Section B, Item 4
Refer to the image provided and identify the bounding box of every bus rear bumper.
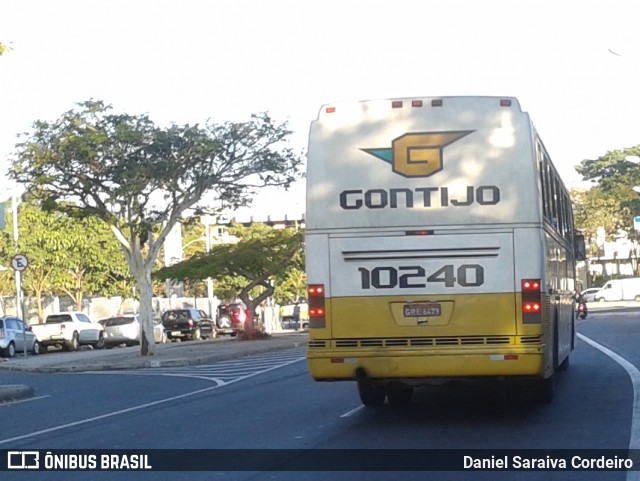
[307,347,546,382]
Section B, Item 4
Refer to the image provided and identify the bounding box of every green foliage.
[0,42,11,56]
[10,101,303,229]
[0,201,134,319]
[571,187,630,250]
[156,223,305,311]
[574,145,640,241]
[273,267,306,305]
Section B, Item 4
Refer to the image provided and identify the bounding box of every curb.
[0,338,307,373]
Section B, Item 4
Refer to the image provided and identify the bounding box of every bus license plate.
[403,303,441,317]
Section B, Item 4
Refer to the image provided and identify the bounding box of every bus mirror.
[574,234,586,261]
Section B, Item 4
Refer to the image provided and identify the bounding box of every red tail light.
[308,284,326,328]
[521,279,542,324]
[188,319,194,327]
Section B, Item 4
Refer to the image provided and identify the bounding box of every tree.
[55,214,129,311]
[156,224,304,337]
[571,187,630,255]
[0,203,77,321]
[0,202,128,321]
[273,266,307,305]
[0,42,11,56]
[575,145,640,239]
[9,101,303,354]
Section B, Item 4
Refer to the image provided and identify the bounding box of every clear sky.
[1,0,639,220]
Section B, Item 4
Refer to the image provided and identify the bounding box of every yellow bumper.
[307,346,545,381]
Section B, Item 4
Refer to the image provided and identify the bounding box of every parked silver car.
[0,316,41,357]
[581,288,602,303]
[99,314,167,347]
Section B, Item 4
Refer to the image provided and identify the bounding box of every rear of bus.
[305,96,560,405]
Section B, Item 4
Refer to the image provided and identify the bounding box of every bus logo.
[361,130,474,178]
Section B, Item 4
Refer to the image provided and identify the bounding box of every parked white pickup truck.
[31,312,105,351]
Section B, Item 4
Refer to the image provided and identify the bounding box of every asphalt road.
[0,305,639,481]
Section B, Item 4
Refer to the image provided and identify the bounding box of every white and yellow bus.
[305,96,585,406]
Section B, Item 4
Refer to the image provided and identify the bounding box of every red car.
[216,303,256,335]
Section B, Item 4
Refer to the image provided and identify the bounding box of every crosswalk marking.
[83,348,306,386]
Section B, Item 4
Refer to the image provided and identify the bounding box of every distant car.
[0,316,41,358]
[280,316,309,331]
[99,315,167,347]
[161,308,216,341]
[581,288,602,303]
[216,303,255,335]
[31,311,104,351]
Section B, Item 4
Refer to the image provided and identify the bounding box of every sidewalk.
[0,332,308,402]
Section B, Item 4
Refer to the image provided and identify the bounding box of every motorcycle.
[576,302,588,319]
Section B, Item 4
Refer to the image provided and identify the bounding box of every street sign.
[11,254,28,271]
[635,216,640,232]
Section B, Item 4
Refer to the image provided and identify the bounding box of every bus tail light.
[521,279,542,324]
[308,284,326,328]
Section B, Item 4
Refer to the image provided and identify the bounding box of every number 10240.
[357,264,484,289]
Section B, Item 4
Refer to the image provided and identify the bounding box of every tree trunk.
[137,268,156,356]
[35,289,43,323]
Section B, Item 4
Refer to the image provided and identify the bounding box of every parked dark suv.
[215,303,254,335]
[161,308,216,341]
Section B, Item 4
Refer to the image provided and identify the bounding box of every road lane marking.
[81,350,305,384]
[0,395,50,406]
[0,355,303,446]
[578,333,640,481]
[340,405,365,418]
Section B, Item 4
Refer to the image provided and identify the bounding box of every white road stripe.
[578,333,640,481]
[0,395,51,406]
[340,405,365,418]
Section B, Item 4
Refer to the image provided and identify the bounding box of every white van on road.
[596,278,640,302]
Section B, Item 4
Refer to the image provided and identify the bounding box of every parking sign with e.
[11,254,28,271]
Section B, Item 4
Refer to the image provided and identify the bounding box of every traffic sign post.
[11,254,28,358]
[11,254,28,272]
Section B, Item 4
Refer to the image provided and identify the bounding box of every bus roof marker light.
[411,100,423,107]
[406,230,434,236]
[391,101,403,108]
[431,99,443,107]
[325,106,336,113]
[500,99,512,107]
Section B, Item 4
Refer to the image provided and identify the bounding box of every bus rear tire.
[357,380,386,407]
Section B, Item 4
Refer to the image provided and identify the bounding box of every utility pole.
[12,194,22,320]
